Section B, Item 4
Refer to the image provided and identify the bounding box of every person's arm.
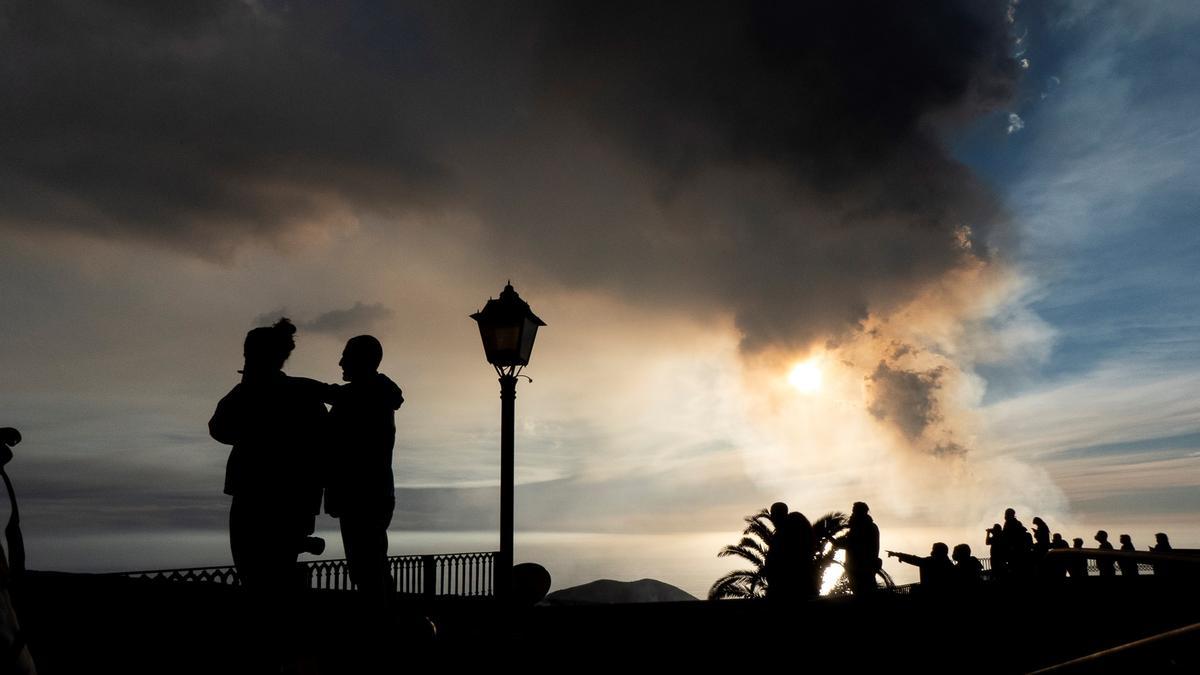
[379,373,404,411]
[887,551,922,567]
[322,382,341,405]
[208,385,244,445]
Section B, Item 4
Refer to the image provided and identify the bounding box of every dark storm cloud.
[867,361,947,442]
[485,0,1019,350]
[1,0,1020,348]
[533,1,1016,189]
[0,0,445,257]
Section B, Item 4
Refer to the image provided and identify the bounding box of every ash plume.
[1,1,1026,446]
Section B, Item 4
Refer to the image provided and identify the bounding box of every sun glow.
[787,357,823,394]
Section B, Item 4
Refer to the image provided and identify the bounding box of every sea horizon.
[26,518,1200,600]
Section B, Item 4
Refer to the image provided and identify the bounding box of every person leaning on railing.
[1149,533,1173,577]
[1118,535,1139,577]
[1094,531,1116,577]
[951,544,983,586]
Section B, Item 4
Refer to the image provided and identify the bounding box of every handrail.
[109,550,500,598]
[1029,622,1200,674]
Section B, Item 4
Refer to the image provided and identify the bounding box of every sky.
[1,1,1198,596]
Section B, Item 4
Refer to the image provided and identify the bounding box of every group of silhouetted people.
[764,499,1185,601]
[208,319,404,663]
[765,500,882,600]
[889,507,1180,587]
[985,508,1177,580]
[888,542,984,592]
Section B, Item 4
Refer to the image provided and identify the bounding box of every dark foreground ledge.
[13,571,1200,673]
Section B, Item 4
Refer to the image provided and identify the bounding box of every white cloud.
[981,359,1200,459]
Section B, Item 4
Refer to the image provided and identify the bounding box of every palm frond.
[812,511,849,541]
[742,509,774,543]
[749,573,766,597]
[735,536,767,558]
[743,507,770,525]
[717,543,766,568]
[708,569,762,600]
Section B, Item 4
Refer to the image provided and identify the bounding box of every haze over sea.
[28,519,1200,599]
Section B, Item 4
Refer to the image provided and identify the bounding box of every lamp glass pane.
[485,323,522,365]
[518,317,540,363]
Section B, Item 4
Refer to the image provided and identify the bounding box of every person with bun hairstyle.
[209,318,328,595]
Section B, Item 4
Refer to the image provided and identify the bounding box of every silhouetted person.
[1069,538,1089,579]
[1031,517,1050,556]
[1094,530,1115,577]
[0,428,35,674]
[210,319,329,668]
[0,428,25,577]
[986,523,1006,578]
[209,320,327,591]
[324,335,404,596]
[951,543,983,586]
[1047,533,1070,578]
[1117,534,1138,577]
[1151,532,1172,553]
[768,509,816,600]
[1150,532,1173,577]
[764,501,791,599]
[767,501,789,530]
[889,543,954,592]
[790,512,818,599]
[842,501,880,595]
[1003,508,1031,576]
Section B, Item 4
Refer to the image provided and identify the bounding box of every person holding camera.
[209,319,328,594]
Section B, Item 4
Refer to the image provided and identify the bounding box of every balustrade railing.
[111,550,498,599]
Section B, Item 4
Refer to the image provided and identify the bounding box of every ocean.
[25,517,1200,598]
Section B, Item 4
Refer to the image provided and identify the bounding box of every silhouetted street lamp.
[471,282,545,600]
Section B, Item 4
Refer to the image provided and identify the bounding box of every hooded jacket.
[324,373,404,517]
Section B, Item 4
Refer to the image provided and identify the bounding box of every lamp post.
[471,282,545,601]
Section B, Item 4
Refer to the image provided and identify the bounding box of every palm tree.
[708,508,774,599]
[709,507,858,599]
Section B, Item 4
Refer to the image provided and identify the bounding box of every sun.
[787,357,823,394]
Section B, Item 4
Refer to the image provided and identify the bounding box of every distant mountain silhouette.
[544,578,698,604]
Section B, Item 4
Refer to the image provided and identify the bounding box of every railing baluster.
[106,551,499,597]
